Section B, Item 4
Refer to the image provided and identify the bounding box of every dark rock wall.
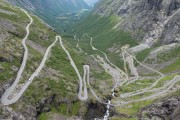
[95,0,180,46]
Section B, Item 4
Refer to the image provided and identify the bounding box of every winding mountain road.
[120,47,180,100]
[121,47,139,85]
[83,33,128,88]
[59,36,88,101]
[1,9,33,105]
[1,13,89,105]
[80,33,180,107]
[73,31,180,109]
[1,9,179,110]
[1,9,58,104]
[120,47,165,98]
[1,9,58,105]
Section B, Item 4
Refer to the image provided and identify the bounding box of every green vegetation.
[19,45,43,84]
[63,14,138,70]
[0,4,28,23]
[38,113,48,120]
[111,117,137,120]
[58,103,68,115]
[37,101,81,120]
[73,15,137,52]
[7,0,90,33]
[114,72,180,118]
[157,46,180,63]
[23,42,87,112]
[160,58,180,73]
[71,101,81,115]
[29,16,56,48]
[116,100,153,116]
[0,57,20,84]
[153,74,179,88]
[51,10,90,33]
[92,70,112,80]
[128,92,154,100]
[135,48,152,62]
[0,1,28,84]
[107,53,124,69]
[46,44,84,79]
[1,0,180,119]
[121,79,155,93]
[51,101,81,116]
[0,1,88,118]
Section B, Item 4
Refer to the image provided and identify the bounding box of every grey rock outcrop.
[95,0,180,46]
[141,97,180,120]
[0,104,36,120]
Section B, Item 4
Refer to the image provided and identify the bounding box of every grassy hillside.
[0,1,114,119]
[0,0,88,118]
[74,14,137,51]
[63,14,138,69]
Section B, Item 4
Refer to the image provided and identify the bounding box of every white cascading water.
[111,83,118,98]
[103,100,111,120]
[103,83,118,120]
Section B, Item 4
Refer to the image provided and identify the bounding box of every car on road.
[28,78,32,81]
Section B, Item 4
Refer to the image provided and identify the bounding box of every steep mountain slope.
[68,0,180,119]
[72,0,180,74]
[7,0,90,32]
[87,0,180,74]
[0,0,113,120]
[1,0,180,120]
[95,0,180,46]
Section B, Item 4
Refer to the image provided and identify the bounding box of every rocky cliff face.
[95,0,180,46]
[141,97,180,120]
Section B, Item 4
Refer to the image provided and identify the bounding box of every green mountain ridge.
[7,0,91,32]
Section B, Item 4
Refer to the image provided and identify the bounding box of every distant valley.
[84,0,99,6]
[7,0,91,33]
